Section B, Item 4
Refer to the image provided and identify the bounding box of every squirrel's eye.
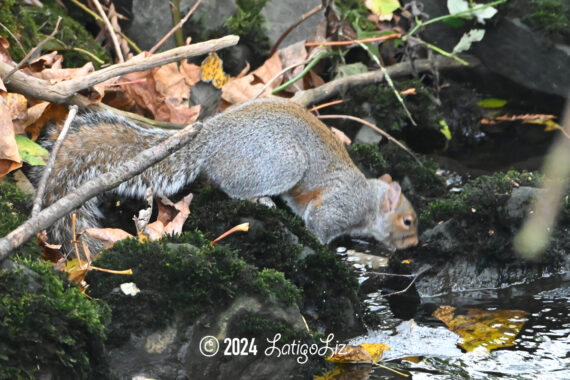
[403,217,412,227]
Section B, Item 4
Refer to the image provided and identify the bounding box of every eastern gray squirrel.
[37,98,418,252]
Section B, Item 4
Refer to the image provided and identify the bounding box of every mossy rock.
[184,188,365,335]
[0,0,109,67]
[0,259,111,379]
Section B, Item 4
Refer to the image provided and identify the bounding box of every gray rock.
[403,0,570,97]
[354,124,383,145]
[505,186,541,223]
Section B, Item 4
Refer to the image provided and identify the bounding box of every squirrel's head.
[368,177,419,250]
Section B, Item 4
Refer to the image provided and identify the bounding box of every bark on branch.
[292,55,479,107]
[0,35,239,104]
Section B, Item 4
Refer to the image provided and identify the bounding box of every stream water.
[334,250,569,379]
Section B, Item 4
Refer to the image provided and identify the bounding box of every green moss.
[348,143,447,198]
[0,0,109,67]
[420,170,541,227]
[186,188,362,333]
[0,180,40,258]
[88,236,261,347]
[0,259,110,379]
[338,80,442,134]
[526,0,570,41]
[226,0,271,54]
[256,269,300,306]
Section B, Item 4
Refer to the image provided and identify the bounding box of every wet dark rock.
[402,0,570,97]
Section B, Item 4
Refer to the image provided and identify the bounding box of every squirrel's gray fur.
[34,98,418,253]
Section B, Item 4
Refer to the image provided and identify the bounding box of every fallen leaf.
[200,52,230,89]
[83,228,134,249]
[433,306,529,352]
[330,127,351,145]
[15,135,49,166]
[0,36,11,64]
[327,343,390,363]
[0,97,22,177]
[180,61,201,86]
[2,92,27,133]
[24,103,68,140]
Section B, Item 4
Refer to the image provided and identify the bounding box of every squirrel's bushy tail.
[33,111,206,254]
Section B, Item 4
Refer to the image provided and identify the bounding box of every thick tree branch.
[0,122,203,261]
[292,55,479,107]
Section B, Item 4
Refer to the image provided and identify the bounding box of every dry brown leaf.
[27,51,63,71]
[221,51,285,105]
[146,193,193,239]
[252,53,282,84]
[0,97,22,177]
[180,61,201,86]
[2,92,28,134]
[25,103,68,140]
[154,62,190,102]
[84,228,134,249]
[37,230,64,263]
[0,36,11,64]
[23,61,95,83]
[309,70,325,88]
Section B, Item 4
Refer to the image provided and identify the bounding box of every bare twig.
[308,99,344,112]
[378,265,431,297]
[92,0,124,62]
[0,121,204,261]
[150,0,204,54]
[252,56,315,99]
[0,21,25,54]
[3,17,62,83]
[0,35,239,104]
[318,114,423,166]
[69,0,141,53]
[31,105,79,217]
[268,4,324,57]
[305,33,400,47]
[292,55,478,107]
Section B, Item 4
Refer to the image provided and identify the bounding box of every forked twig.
[92,0,124,62]
[3,16,62,82]
[150,0,204,53]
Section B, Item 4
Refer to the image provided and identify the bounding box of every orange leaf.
[84,228,134,249]
[0,97,22,177]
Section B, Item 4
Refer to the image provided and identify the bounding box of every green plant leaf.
[442,16,466,28]
[365,0,401,17]
[439,120,452,140]
[15,135,49,166]
[335,62,369,79]
[477,98,507,109]
[453,29,485,53]
[447,0,498,24]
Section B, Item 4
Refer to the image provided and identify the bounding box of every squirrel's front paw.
[249,196,276,208]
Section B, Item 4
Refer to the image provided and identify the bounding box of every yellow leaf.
[327,343,389,363]
[365,0,401,18]
[433,306,529,352]
[200,52,230,89]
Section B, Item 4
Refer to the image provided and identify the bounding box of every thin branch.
[92,0,124,62]
[3,17,62,83]
[0,35,239,104]
[252,55,315,99]
[305,33,400,47]
[318,114,423,166]
[292,55,478,107]
[69,0,141,53]
[0,21,25,54]
[272,50,330,94]
[150,0,204,54]
[0,121,204,261]
[268,4,324,57]
[31,105,79,217]
[380,265,431,297]
[308,99,344,112]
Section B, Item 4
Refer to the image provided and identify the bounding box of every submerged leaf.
[433,306,529,352]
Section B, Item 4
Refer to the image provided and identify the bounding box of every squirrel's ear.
[382,181,402,212]
[379,173,392,183]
